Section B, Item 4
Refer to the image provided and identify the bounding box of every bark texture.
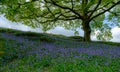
[82,20,91,42]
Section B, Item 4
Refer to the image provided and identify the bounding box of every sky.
[0,14,120,42]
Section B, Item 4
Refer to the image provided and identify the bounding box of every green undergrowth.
[0,37,31,66]
[0,38,120,72]
[0,29,120,72]
[1,53,120,72]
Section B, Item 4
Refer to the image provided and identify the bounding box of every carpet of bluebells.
[0,29,120,72]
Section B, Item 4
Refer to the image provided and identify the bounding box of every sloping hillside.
[0,27,120,72]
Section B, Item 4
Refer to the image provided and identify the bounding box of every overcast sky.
[0,15,120,42]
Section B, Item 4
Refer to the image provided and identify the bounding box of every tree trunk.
[82,20,91,42]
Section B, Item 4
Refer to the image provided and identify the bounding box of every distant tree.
[0,0,120,41]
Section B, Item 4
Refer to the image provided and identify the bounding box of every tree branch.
[90,1,120,21]
[45,3,55,18]
[87,2,110,14]
[71,0,74,9]
[102,8,118,16]
[49,0,83,19]
[88,0,102,18]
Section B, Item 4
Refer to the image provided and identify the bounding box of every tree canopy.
[0,0,120,41]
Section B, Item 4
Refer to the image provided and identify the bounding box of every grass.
[0,27,23,34]
[92,41,120,46]
[1,53,120,72]
[0,38,22,63]
[0,27,120,46]
[0,27,120,72]
[68,36,84,41]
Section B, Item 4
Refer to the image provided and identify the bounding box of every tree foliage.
[0,0,120,41]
